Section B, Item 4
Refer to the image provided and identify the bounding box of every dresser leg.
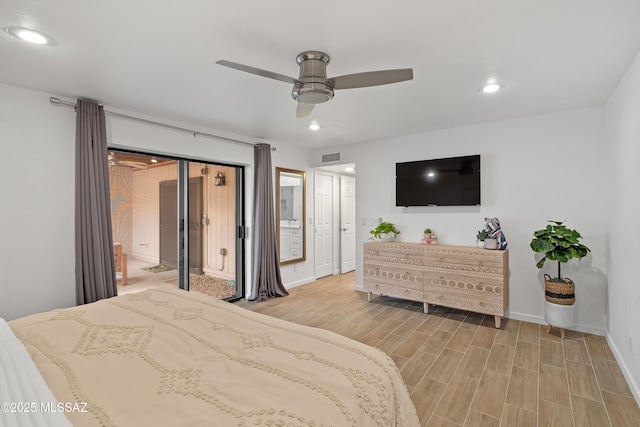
[423,302,429,314]
[367,292,372,302]
[494,316,502,329]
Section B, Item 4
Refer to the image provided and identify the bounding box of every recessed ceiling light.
[482,83,501,93]
[309,123,320,131]
[7,27,51,45]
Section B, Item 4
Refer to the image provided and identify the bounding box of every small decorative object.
[530,220,590,338]
[370,222,400,242]
[421,227,439,244]
[484,217,507,249]
[476,229,489,248]
[423,228,433,239]
[484,238,498,249]
[421,234,439,245]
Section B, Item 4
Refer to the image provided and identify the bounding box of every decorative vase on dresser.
[363,242,509,328]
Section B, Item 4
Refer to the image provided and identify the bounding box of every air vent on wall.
[322,152,341,163]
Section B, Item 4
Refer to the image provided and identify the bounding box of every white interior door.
[314,172,333,278]
[340,175,356,273]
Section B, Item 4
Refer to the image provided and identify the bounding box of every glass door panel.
[108,151,179,294]
[108,151,244,300]
[187,162,240,299]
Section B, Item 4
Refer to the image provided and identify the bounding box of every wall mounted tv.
[396,154,481,207]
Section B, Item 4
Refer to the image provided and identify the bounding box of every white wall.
[0,83,314,320]
[604,49,640,401]
[312,107,608,334]
[0,83,76,320]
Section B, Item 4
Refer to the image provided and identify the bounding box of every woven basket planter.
[544,274,575,305]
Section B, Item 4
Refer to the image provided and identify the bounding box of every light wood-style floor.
[235,272,640,427]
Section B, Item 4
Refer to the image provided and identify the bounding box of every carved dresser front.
[363,241,509,328]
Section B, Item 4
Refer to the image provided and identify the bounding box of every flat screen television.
[396,155,481,206]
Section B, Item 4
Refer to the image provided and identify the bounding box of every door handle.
[342,227,349,231]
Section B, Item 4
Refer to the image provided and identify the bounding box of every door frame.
[312,164,357,279]
[107,148,246,299]
[340,175,356,273]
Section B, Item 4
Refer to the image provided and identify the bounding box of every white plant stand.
[544,301,575,339]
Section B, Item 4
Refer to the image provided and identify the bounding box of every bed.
[5,287,420,426]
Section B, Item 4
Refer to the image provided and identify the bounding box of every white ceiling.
[2,1,640,150]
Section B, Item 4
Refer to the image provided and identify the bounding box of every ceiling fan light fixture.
[482,83,501,93]
[7,27,50,45]
[292,81,334,104]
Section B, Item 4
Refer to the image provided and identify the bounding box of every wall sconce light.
[215,171,225,186]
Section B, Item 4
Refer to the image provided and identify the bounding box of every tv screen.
[396,155,481,206]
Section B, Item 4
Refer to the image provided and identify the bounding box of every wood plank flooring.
[235,272,640,426]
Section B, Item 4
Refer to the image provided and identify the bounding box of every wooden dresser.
[363,242,509,328]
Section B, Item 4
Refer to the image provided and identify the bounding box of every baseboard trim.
[284,276,316,290]
[605,332,640,405]
[507,311,606,336]
[202,267,233,280]
[131,254,158,264]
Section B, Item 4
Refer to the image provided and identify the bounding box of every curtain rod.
[49,97,264,149]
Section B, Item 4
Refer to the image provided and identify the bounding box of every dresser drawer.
[423,248,505,275]
[364,242,424,266]
[363,262,423,303]
[364,280,423,302]
[289,228,301,237]
[423,286,504,316]
[363,263,425,287]
[423,271,505,295]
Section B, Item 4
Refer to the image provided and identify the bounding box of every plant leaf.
[533,229,548,237]
[530,239,554,252]
[555,249,570,263]
[536,258,546,269]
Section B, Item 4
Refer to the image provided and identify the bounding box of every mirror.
[276,167,306,265]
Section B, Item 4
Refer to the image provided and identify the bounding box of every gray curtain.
[249,143,288,301]
[75,100,117,305]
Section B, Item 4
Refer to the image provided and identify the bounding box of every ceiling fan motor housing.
[292,51,334,104]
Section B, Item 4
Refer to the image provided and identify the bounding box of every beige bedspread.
[9,287,419,426]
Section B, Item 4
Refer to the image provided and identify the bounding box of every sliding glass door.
[107,150,245,300]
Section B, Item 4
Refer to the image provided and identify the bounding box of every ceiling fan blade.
[216,60,298,84]
[329,68,413,90]
[121,161,148,169]
[296,102,315,118]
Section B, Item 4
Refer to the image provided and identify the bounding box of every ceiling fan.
[108,153,148,170]
[216,51,413,118]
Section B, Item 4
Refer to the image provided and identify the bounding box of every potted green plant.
[424,228,433,239]
[476,229,488,248]
[370,222,400,241]
[530,220,591,338]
